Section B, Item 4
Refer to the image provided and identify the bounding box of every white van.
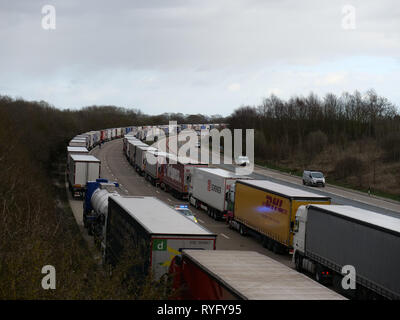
[302,170,325,187]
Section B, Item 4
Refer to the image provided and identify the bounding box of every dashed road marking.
[220,233,230,239]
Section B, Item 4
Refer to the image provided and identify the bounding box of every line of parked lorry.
[65,125,400,300]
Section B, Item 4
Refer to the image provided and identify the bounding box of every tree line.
[228,89,400,195]
[1,96,222,299]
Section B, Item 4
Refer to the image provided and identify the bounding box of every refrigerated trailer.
[67,154,101,198]
[189,167,252,220]
[105,196,217,280]
[169,250,345,300]
[228,180,331,254]
[293,205,400,300]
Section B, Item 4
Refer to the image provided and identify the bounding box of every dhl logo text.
[262,195,288,214]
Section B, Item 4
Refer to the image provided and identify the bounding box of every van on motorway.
[302,170,325,187]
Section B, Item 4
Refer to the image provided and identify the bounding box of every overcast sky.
[0,0,399,115]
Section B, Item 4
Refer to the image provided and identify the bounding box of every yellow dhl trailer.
[228,180,331,254]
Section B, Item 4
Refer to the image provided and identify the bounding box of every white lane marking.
[197,218,204,224]
[156,190,160,194]
[167,198,172,202]
[220,233,230,239]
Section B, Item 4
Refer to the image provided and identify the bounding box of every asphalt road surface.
[89,138,293,267]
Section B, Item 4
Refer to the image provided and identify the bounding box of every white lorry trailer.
[69,138,87,148]
[67,154,101,198]
[67,146,89,156]
[189,167,252,220]
[143,150,169,186]
[134,145,157,175]
[128,140,148,165]
[105,196,217,280]
[293,204,400,300]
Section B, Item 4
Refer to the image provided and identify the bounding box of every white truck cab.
[292,205,317,275]
[292,205,307,257]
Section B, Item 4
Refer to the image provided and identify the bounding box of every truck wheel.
[315,264,324,283]
[295,254,302,271]
[272,243,280,254]
[239,225,246,236]
[302,180,306,185]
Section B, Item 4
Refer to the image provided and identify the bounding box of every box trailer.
[128,140,148,165]
[67,146,89,156]
[189,167,252,221]
[69,139,87,148]
[293,205,400,300]
[228,180,331,254]
[105,196,217,279]
[143,150,169,186]
[68,154,101,198]
[161,155,208,199]
[123,136,137,158]
[134,145,157,174]
[169,250,345,300]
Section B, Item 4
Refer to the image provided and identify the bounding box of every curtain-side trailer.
[293,205,400,300]
[229,180,331,254]
[105,196,217,280]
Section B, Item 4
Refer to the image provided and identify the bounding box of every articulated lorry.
[67,154,101,198]
[227,180,331,254]
[189,167,252,220]
[82,179,120,252]
[105,196,217,279]
[143,150,169,186]
[169,250,345,300]
[161,155,208,199]
[293,204,400,300]
[134,145,157,175]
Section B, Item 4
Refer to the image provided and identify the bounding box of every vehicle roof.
[195,167,251,179]
[309,205,400,235]
[111,196,215,236]
[70,154,100,162]
[67,146,88,152]
[128,140,148,146]
[237,180,330,200]
[166,153,207,165]
[182,250,345,300]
